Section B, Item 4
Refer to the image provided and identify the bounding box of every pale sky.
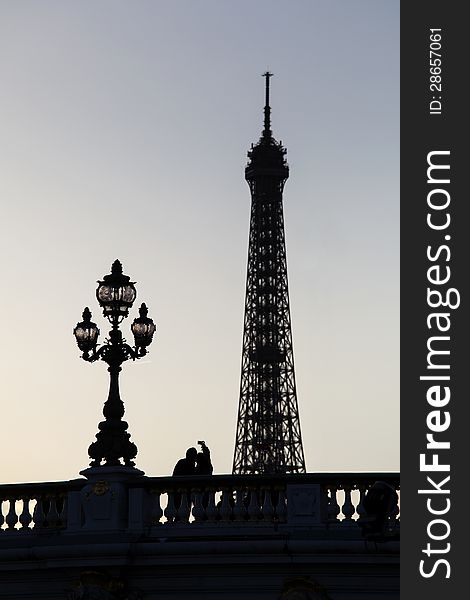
[0,0,399,483]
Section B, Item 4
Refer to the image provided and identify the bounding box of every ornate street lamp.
[73,259,156,468]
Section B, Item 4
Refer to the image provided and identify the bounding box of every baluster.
[192,489,205,522]
[19,497,32,530]
[1,499,5,530]
[219,488,233,521]
[274,487,287,522]
[261,487,274,521]
[327,485,340,522]
[246,487,261,521]
[177,489,190,523]
[387,487,400,532]
[164,490,177,523]
[58,494,67,527]
[342,485,355,522]
[150,491,164,525]
[395,488,401,521]
[233,488,247,521]
[205,488,217,523]
[33,496,46,528]
[355,485,367,521]
[47,495,60,528]
[6,499,18,530]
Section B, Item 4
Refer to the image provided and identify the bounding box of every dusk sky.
[0,0,399,483]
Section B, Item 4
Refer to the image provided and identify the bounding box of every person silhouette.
[172,447,198,476]
[171,447,198,520]
[195,441,213,475]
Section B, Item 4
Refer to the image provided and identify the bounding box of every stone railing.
[0,479,84,532]
[0,472,399,536]
[133,473,399,527]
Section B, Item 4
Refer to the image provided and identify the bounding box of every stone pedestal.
[77,466,145,532]
[287,484,327,527]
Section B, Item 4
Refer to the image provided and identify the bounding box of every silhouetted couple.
[173,441,213,476]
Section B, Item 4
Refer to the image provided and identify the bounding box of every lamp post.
[74,259,156,468]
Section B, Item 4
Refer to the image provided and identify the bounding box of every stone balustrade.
[0,473,399,536]
[0,480,83,532]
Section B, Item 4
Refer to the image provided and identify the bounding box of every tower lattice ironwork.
[232,73,306,475]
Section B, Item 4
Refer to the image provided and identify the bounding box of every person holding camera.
[195,440,213,475]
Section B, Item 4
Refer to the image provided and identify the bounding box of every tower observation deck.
[232,73,306,475]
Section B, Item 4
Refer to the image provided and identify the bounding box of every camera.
[197,440,205,446]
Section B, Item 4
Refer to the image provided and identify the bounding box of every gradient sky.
[0,0,399,483]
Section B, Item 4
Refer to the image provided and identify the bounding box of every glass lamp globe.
[73,307,100,352]
[96,259,136,322]
[131,303,156,348]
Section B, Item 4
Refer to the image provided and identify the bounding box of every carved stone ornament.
[279,577,330,600]
[66,570,142,600]
[92,481,110,496]
[67,585,114,600]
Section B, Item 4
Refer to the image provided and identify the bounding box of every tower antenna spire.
[263,71,273,135]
